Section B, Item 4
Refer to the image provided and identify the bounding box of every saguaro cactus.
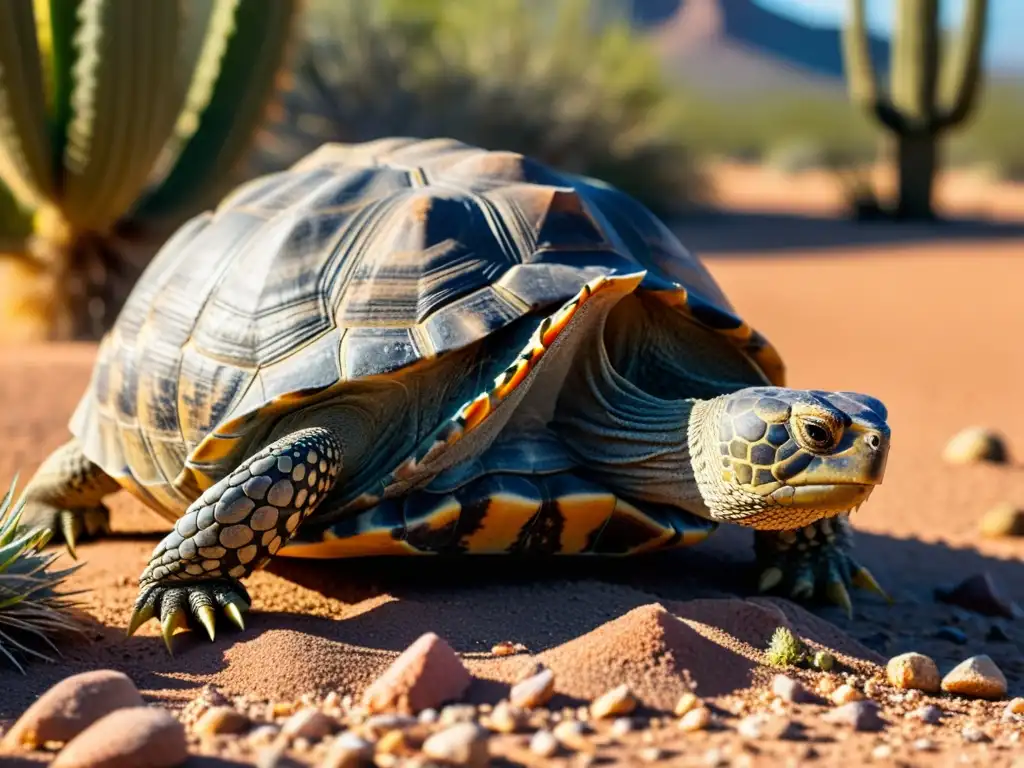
[841,0,988,220]
[0,0,299,339]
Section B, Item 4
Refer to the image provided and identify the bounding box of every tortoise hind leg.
[19,438,121,557]
[128,426,342,654]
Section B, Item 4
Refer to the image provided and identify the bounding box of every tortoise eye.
[795,418,836,451]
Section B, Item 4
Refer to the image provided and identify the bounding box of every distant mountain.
[631,0,891,96]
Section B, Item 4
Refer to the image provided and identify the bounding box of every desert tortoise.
[20,138,891,652]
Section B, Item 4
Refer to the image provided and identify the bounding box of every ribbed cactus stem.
[938,0,988,129]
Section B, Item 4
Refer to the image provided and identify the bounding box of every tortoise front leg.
[753,513,889,618]
[127,427,342,653]
[19,438,122,557]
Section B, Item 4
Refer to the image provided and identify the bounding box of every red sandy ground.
[0,165,1022,766]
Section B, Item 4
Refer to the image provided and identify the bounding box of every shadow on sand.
[674,210,1024,254]
[2,524,1020,721]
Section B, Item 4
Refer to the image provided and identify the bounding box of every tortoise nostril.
[865,433,881,450]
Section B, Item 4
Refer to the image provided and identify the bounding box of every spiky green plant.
[765,626,807,668]
[0,477,85,672]
[250,0,703,218]
[841,0,989,220]
[0,0,299,341]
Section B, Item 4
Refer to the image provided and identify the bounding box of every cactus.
[841,0,988,220]
[0,477,86,672]
[0,0,299,340]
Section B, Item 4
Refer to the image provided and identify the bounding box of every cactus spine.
[841,0,988,220]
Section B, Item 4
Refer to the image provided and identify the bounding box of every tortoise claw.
[826,580,854,619]
[224,601,247,632]
[126,579,250,653]
[790,575,815,601]
[59,510,79,560]
[160,609,188,655]
[195,604,217,642]
[852,566,891,603]
[126,603,155,638]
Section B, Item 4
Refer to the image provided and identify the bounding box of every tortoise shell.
[69,137,784,521]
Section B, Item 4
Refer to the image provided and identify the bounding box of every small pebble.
[509,668,555,709]
[941,655,1008,699]
[830,684,863,705]
[979,502,1024,538]
[2,670,144,749]
[737,714,766,739]
[942,427,1008,464]
[704,748,728,767]
[913,738,937,752]
[281,707,336,741]
[321,731,374,768]
[362,632,472,715]
[772,674,814,703]
[552,720,591,751]
[363,714,417,736]
[490,641,517,656]
[936,572,1023,619]
[823,700,885,732]
[590,684,637,719]
[529,729,559,757]
[421,723,489,767]
[871,745,893,760]
[674,693,700,717]
[51,706,187,768]
[375,729,407,755]
[1004,698,1024,719]
[485,701,526,734]
[886,652,941,693]
[935,626,968,644]
[418,709,438,724]
[679,707,712,732]
[610,717,635,737]
[907,704,943,725]
[639,747,664,762]
[811,651,835,672]
[439,704,477,725]
[248,725,281,745]
[194,706,250,737]
[961,724,991,743]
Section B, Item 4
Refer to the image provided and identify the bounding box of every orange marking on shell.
[495,360,531,400]
[461,394,492,432]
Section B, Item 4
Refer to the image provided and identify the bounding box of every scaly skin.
[17,439,121,558]
[127,427,343,653]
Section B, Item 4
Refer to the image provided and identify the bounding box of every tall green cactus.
[841,0,988,220]
[0,0,299,340]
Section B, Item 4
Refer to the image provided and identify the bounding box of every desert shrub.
[250,0,705,216]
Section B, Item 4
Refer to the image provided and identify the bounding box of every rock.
[281,708,336,741]
[589,684,637,719]
[421,723,489,767]
[362,714,417,737]
[439,704,477,725]
[829,684,863,705]
[418,709,439,724]
[321,732,373,768]
[979,503,1024,538]
[823,701,885,732]
[51,706,187,768]
[529,730,559,757]
[987,624,1012,642]
[610,718,635,737]
[673,693,699,717]
[962,724,991,743]
[490,641,517,656]
[942,427,1008,464]
[509,668,555,709]
[194,706,250,737]
[1004,698,1024,719]
[871,745,893,760]
[941,655,1008,699]
[935,573,1023,619]
[362,632,472,715]
[771,674,814,703]
[913,738,937,752]
[907,705,943,725]
[375,730,406,756]
[678,707,712,732]
[552,720,590,751]
[886,652,941,693]
[737,714,796,740]
[2,670,144,749]
[639,747,664,762]
[485,701,526,734]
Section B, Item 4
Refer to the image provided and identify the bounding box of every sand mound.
[215,630,395,700]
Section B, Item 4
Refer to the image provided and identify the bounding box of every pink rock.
[2,670,143,749]
[362,632,472,715]
[51,706,187,768]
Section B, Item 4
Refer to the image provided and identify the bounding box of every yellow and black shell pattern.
[67,137,785,524]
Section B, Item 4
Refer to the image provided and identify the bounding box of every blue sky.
[755,0,1024,72]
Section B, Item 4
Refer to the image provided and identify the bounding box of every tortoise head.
[692,387,890,530]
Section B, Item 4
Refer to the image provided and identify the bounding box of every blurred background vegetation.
[0,0,1021,342]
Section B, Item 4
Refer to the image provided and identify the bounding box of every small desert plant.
[250,0,704,218]
[765,626,807,668]
[0,477,85,672]
[0,0,299,341]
